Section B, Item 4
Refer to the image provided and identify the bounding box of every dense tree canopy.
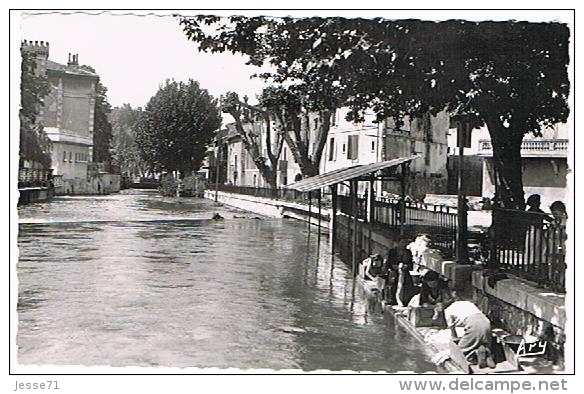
[92,82,113,165]
[179,16,570,209]
[20,51,51,168]
[80,65,114,166]
[111,104,146,177]
[180,15,347,178]
[136,79,221,177]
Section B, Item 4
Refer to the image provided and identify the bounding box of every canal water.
[16,190,436,372]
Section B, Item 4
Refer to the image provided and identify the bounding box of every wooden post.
[399,163,407,236]
[317,189,322,257]
[351,179,359,277]
[457,138,468,264]
[330,184,338,253]
[368,178,375,255]
[308,191,312,230]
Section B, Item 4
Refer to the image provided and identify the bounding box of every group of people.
[524,194,567,271]
[364,237,446,308]
[363,239,496,368]
[363,239,417,307]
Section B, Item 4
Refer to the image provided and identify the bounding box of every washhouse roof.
[285,155,421,192]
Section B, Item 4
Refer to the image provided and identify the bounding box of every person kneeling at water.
[363,253,386,281]
[434,300,495,368]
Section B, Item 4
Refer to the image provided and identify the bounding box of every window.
[347,135,359,160]
[328,138,335,161]
[68,152,72,162]
[283,147,287,161]
[342,144,346,154]
[371,140,376,152]
[314,117,319,129]
[63,151,67,162]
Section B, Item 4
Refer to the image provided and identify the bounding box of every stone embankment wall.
[56,173,120,195]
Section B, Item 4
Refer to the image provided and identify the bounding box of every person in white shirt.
[435,300,495,368]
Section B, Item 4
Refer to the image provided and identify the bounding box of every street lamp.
[214,145,221,203]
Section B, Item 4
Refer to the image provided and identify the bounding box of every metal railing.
[212,185,566,292]
[214,184,325,206]
[337,195,458,256]
[491,208,566,293]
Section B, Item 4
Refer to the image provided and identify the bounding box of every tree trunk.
[485,117,526,251]
[487,120,525,210]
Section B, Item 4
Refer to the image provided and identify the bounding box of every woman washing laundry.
[434,300,496,369]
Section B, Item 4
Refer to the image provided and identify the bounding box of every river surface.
[16,190,436,372]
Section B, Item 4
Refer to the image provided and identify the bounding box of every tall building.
[381,111,450,199]
[21,40,119,195]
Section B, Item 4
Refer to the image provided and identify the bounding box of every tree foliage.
[20,51,51,168]
[179,16,570,209]
[93,82,113,165]
[136,79,221,177]
[180,16,347,178]
[80,65,114,166]
[221,91,284,188]
[110,104,146,177]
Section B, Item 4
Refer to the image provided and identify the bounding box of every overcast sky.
[18,11,270,109]
[16,10,574,111]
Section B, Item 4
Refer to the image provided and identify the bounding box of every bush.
[159,173,206,197]
[159,174,178,196]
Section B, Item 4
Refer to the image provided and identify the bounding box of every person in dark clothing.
[384,239,414,304]
[387,239,414,271]
[524,194,552,265]
[395,262,417,306]
[418,270,453,306]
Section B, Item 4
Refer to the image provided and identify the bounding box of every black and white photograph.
[10,7,574,384]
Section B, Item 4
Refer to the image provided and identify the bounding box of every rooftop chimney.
[67,53,79,66]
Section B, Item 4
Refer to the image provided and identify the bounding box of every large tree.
[179,16,570,210]
[180,15,346,178]
[136,79,221,178]
[20,51,51,168]
[221,91,284,189]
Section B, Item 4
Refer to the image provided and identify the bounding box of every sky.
[17,11,270,109]
[15,9,575,111]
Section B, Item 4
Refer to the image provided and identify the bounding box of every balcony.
[477,139,569,158]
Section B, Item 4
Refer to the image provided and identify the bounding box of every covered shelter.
[285,155,421,274]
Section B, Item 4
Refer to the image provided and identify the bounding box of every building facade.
[21,40,119,195]
[474,124,570,209]
[381,112,450,199]
[210,108,449,199]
